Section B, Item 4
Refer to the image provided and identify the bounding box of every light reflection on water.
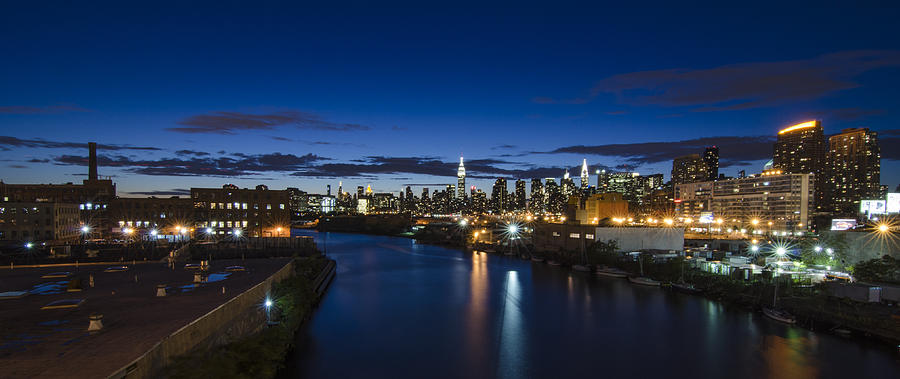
[286,231,899,379]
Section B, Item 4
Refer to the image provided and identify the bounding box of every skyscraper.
[703,146,719,181]
[596,169,609,193]
[824,128,881,215]
[580,159,589,192]
[671,154,709,185]
[491,178,508,213]
[457,156,466,199]
[773,121,826,175]
[530,178,544,213]
[514,179,526,211]
[561,171,576,201]
[773,120,826,211]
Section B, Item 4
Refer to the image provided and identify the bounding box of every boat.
[595,268,628,278]
[531,256,545,263]
[547,260,561,266]
[628,276,661,286]
[762,307,796,324]
[670,282,702,294]
[572,264,592,272]
[764,272,795,324]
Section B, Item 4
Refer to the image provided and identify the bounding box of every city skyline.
[2,3,900,195]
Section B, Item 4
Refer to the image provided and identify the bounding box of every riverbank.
[164,255,335,378]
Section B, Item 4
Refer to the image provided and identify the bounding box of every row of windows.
[209,202,284,210]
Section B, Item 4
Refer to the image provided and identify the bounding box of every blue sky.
[1,2,899,196]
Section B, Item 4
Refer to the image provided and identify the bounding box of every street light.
[878,223,890,233]
[25,242,33,249]
[775,247,787,257]
[81,225,90,234]
[814,246,822,253]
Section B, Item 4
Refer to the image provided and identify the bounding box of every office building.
[671,154,709,185]
[457,156,466,199]
[530,178,544,213]
[491,178,508,213]
[514,179,527,211]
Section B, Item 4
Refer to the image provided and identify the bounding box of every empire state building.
[457,156,466,199]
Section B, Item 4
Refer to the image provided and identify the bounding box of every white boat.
[572,264,591,272]
[762,307,796,324]
[531,256,545,263]
[595,268,628,278]
[627,276,661,286]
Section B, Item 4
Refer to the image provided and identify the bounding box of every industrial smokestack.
[88,142,98,181]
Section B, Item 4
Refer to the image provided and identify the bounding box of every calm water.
[285,231,898,378]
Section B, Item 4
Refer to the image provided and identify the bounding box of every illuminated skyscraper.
[824,128,881,215]
[457,156,466,199]
[514,179,526,211]
[773,120,826,210]
[580,159,589,192]
[773,121,826,175]
[491,178,508,213]
[530,178,544,213]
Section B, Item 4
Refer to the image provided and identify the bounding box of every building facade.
[0,202,80,243]
[191,184,291,237]
[823,128,881,216]
[674,172,815,232]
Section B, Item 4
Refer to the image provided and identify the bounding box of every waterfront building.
[823,128,881,216]
[674,171,814,232]
[108,196,194,235]
[191,184,291,237]
[571,192,629,225]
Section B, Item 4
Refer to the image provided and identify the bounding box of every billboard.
[860,200,886,215]
[699,212,714,224]
[888,193,900,214]
[831,219,858,231]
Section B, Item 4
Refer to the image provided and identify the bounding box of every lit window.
[266,204,272,210]
[569,233,580,238]
[227,203,232,209]
[586,234,594,239]
[279,204,285,209]
[242,203,248,209]
[552,231,560,237]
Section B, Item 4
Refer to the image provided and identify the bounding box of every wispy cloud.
[0,105,91,114]
[534,50,900,111]
[0,136,161,151]
[538,135,777,167]
[168,110,370,134]
[126,188,191,196]
[52,152,329,177]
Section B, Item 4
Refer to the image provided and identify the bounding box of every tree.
[587,239,619,265]
[853,255,900,284]
[798,233,848,269]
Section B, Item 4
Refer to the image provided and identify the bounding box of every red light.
[673,199,682,203]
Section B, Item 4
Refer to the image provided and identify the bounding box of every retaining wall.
[107,260,296,379]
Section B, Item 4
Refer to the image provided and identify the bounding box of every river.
[284,231,898,378]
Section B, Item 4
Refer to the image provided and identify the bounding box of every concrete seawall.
[107,260,297,379]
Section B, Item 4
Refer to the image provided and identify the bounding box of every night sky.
[2,2,899,196]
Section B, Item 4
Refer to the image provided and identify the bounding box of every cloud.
[391,125,407,131]
[491,144,517,150]
[879,131,900,160]
[531,96,590,105]
[539,135,776,168]
[126,189,191,196]
[174,149,210,157]
[7,164,27,168]
[0,105,91,114]
[0,136,161,151]
[291,156,610,180]
[536,50,900,111]
[168,110,370,134]
[52,152,329,177]
[605,110,628,115]
[270,136,293,142]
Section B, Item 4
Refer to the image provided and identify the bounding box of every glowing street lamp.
[751,219,759,226]
[814,246,822,253]
[878,223,890,233]
[25,242,33,249]
[751,244,759,253]
[775,247,787,257]
[664,218,674,226]
[150,229,158,236]
[233,228,242,237]
[81,225,90,234]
